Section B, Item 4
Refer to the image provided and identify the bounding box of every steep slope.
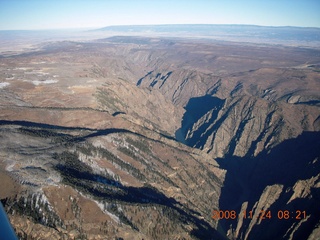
[119,37,320,239]
[178,94,319,158]
[215,129,320,239]
[129,38,320,158]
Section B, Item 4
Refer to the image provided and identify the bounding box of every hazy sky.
[0,0,319,30]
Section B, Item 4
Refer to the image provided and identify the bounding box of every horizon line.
[1,23,320,32]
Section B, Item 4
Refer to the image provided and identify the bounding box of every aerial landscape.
[0,1,320,239]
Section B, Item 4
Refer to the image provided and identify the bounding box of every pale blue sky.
[0,0,319,30]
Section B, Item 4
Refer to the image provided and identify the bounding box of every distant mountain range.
[96,24,320,46]
[98,23,320,31]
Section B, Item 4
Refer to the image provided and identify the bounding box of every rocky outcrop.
[125,37,320,239]
[95,77,184,136]
[218,130,320,240]
[178,94,319,158]
[128,39,320,159]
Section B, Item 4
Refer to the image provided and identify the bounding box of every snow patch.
[14,67,29,70]
[0,82,10,88]
[5,160,15,172]
[94,200,120,223]
[31,61,47,64]
[32,79,58,85]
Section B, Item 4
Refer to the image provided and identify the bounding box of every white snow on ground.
[0,82,10,88]
[94,200,120,223]
[5,160,15,172]
[32,79,58,85]
[14,67,29,70]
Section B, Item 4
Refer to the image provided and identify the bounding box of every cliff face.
[123,37,320,239]
[178,94,319,158]
[0,36,319,239]
[218,130,320,240]
[132,40,320,160]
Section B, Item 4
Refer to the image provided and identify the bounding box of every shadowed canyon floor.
[0,30,320,239]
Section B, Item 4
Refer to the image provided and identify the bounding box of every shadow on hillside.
[0,120,224,239]
[217,131,320,239]
[0,120,176,143]
[53,148,224,239]
[175,95,225,147]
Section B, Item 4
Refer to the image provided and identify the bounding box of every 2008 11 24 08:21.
[212,210,307,220]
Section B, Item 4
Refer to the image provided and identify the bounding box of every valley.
[0,28,320,239]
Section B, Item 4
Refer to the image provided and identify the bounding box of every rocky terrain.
[0,29,320,239]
